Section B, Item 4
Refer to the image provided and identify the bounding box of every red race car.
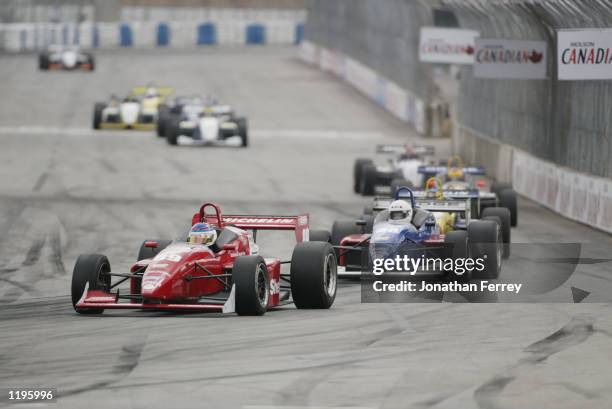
[71,203,337,316]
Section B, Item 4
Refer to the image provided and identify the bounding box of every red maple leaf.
[529,50,543,63]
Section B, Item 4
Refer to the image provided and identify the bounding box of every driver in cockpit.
[188,223,218,246]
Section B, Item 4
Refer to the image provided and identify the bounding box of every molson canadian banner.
[558,28,612,80]
[474,39,547,79]
[419,27,479,64]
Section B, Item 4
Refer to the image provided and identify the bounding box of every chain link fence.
[304,0,435,101]
[445,0,612,178]
[305,0,612,179]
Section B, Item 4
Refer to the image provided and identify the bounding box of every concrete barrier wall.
[299,40,427,134]
[0,11,305,51]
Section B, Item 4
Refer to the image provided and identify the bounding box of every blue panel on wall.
[120,24,132,47]
[92,25,99,48]
[73,25,80,45]
[246,24,265,45]
[295,23,304,45]
[157,23,170,46]
[197,23,217,45]
[20,30,27,50]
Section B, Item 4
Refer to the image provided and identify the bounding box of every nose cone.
[120,103,140,124]
[140,271,172,299]
[62,51,77,68]
[139,243,215,300]
[199,117,219,141]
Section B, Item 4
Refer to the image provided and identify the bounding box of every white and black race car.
[39,45,94,71]
[161,97,248,147]
[354,144,435,196]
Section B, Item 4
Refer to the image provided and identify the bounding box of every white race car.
[354,144,435,196]
[92,87,172,130]
[165,99,248,147]
[39,45,94,71]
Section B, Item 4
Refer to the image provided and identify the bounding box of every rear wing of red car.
[191,203,309,242]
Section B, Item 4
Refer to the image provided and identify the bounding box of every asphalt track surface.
[0,47,611,409]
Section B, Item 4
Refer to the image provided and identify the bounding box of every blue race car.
[331,187,502,281]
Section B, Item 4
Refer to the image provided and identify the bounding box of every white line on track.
[253,129,385,139]
[0,126,98,136]
[0,126,386,140]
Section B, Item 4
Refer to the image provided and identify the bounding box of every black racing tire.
[137,239,173,261]
[309,229,331,243]
[491,181,511,196]
[360,164,378,196]
[39,53,49,70]
[353,158,373,193]
[87,54,95,71]
[390,178,414,196]
[444,230,470,282]
[93,103,105,129]
[157,104,169,137]
[360,214,374,234]
[331,219,362,267]
[166,115,180,145]
[290,242,337,309]
[331,220,361,246]
[236,117,248,147]
[481,207,511,259]
[499,189,518,227]
[480,215,504,262]
[71,254,112,314]
[468,220,502,279]
[233,255,269,316]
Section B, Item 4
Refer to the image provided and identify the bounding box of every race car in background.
[354,144,435,196]
[92,86,173,130]
[418,155,518,226]
[156,95,194,137]
[71,203,337,316]
[162,97,248,147]
[39,45,95,71]
[343,178,511,258]
[330,187,503,280]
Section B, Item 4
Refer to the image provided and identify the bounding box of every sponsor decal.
[156,254,182,262]
[474,39,547,79]
[269,278,280,295]
[419,27,479,65]
[558,29,612,80]
[223,217,296,225]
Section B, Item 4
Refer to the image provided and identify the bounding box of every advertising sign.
[558,28,612,80]
[419,27,479,64]
[474,39,547,79]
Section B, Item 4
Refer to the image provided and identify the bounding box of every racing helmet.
[145,87,158,98]
[448,167,464,180]
[188,223,217,246]
[447,155,465,181]
[425,177,443,199]
[388,200,413,224]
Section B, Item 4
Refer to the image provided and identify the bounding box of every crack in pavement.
[57,337,148,400]
[474,316,596,409]
[22,237,46,266]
